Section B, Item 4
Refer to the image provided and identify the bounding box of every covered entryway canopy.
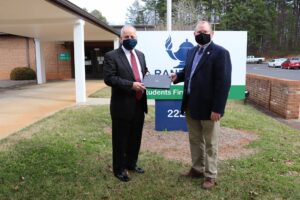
[0,0,120,103]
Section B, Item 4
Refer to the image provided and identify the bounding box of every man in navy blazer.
[104,25,148,182]
[171,21,232,189]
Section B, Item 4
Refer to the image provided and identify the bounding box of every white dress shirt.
[122,46,143,81]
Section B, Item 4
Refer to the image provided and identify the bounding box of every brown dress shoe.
[180,168,204,178]
[202,177,217,190]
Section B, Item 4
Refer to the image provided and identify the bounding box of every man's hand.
[170,73,177,82]
[132,82,146,92]
[210,112,221,122]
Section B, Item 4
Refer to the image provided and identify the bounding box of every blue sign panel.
[155,100,188,131]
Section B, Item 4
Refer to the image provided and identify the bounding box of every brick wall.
[43,43,72,80]
[0,36,35,79]
[0,35,72,80]
[246,74,300,119]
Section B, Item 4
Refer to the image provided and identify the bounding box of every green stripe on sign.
[146,85,245,100]
[228,85,245,99]
[146,85,183,99]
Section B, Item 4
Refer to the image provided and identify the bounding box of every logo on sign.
[165,36,194,69]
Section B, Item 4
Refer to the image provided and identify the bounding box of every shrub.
[10,67,36,80]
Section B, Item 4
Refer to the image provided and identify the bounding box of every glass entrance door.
[85,47,104,79]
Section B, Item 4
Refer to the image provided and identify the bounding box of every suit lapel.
[193,42,214,74]
[117,48,135,80]
[135,50,146,76]
[186,47,199,76]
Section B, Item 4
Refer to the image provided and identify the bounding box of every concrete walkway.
[0,80,107,140]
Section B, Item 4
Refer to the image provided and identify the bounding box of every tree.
[125,0,299,55]
[172,0,201,30]
[141,0,161,25]
[126,0,146,24]
[292,0,300,49]
[90,9,108,24]
[126,0,168,25]
[219,0,276,55]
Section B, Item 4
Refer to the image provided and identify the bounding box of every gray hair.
[120,25,137,37]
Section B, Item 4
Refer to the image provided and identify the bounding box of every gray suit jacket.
[103,47,148,120]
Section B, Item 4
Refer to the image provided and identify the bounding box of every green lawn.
[0,101,299,199]
[88,87,111,98]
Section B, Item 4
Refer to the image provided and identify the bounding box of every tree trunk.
[294,0,300,49]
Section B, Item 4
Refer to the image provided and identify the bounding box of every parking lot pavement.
[247,64,300,80]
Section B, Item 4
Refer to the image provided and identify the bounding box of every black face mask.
[122,38,137,50]
[195,32,211,45]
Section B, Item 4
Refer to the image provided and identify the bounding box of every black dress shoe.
[127,166,145,173]
[114,171,130,182]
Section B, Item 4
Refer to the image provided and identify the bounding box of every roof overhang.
[0,0,120,41]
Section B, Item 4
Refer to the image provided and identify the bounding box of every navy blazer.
[175,42,232,120]
[103,47,148,120]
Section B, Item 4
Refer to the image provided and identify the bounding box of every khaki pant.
[185,108,220,179]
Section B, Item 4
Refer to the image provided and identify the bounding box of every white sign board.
[136,31,247,99]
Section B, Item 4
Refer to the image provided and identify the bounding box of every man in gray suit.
[103,25,148,182]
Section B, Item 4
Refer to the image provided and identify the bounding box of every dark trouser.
[112,101,145,174]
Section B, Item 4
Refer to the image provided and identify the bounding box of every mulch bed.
[141,122,258,163]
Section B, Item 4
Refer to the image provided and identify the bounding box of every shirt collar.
[198,41,212,50]
[122,45,135,54]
